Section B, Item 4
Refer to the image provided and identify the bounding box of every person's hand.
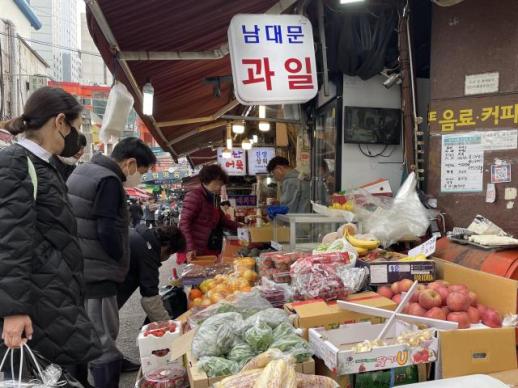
[186,251,196,262]
[2,315,33,348]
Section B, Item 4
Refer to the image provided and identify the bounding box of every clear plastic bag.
[191,312,243,359]
[256,277,293,308]
[313,238,358,265]
[197,357,239,377]
[227,340,257,367]
[352,173,432,247]
[240,349,287,372]
[335,266,369,293]
[138,365,188,388]
[99,82,134,143]
[243,322,274,353]
[243,308,290,330]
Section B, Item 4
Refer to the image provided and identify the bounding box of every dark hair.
[1,87,83,135]
[266,156,290,173]
[111,137,157,167]
[78,133,87,147]
[156,225,186,254]
[199,164,229,185]
[220,200,231,207]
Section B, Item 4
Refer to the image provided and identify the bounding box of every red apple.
[408,303,427,317]
[392,294,402,304]
[377,286,394,300]
[425,307,447,320]
[410,291,420,304]
[447,291,471,312]
[436,287,449,305]
[441,306,450,316]
[467,306,481,323]
[399,279,414,293]
[477,304,488,315]
[447,312,471,329]
[391,281,400,295]
[419,289,442,310]
[468,291,478,307]
[448,284,469,294]
[481,308,502,328]
[402,305,410,314]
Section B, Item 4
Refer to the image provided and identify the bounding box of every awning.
[85,0,296,165]
[125,187,152,199]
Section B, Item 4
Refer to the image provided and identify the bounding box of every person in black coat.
[0,87,101,385]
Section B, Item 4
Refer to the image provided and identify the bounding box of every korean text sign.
[217,147,247,176]
[228,14,318,105]
[247,147,275,174]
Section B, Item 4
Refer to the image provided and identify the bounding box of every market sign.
[228,14,318,105]
[217,147,247,176]
[142,170,191,184]
[247,147,275,175]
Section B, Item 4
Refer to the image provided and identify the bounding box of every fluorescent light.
[252,134,258,144]
[226,138,233,149]
[142,81,154,115]
[259,105,266,119]
[259,121,270,132]
[340,0,364,3]
[266,177,272,185]
[222,148,232,159]
[232,122,245,134]
[242,139,252,150]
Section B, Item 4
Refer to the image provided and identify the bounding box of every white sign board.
[441,133,484,193]
[217,147,247,176]
[228,14,318,105]
[481,129,518,151]
[408,236,437,258]
[247,147,275,175]
[465,72,499,95]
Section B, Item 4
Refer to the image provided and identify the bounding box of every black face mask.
[59,126,81,157]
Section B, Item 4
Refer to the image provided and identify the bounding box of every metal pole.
[317,0,329,96]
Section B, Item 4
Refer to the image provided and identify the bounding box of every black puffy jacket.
[0,144,101,365]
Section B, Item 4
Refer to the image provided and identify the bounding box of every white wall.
[0,0,33,39]
[341,75,404,193]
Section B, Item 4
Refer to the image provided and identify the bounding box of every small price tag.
[237,228,250,242]
[408,236,437,258]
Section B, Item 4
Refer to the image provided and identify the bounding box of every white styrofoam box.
[403,374,507,388]
[137,320,182,375]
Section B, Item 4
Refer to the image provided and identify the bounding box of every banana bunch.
[345,231,380,256]
[398,254,428,262]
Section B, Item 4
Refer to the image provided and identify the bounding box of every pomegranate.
[447,312,471,329]
[425,307,447,321]
[418,289,442,310]
[447,291,471,312]
[377,286,393,300]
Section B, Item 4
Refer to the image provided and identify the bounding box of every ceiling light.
[242,139,252,150]
[259,105,266,119]
[142,81,154,116]
[252,134,258,144]
[259,121,270,132]
[266,177,272,185]
[226,137,233,149]
[222,148,232,159]
[232,122,245,134]
[340,0,364,3]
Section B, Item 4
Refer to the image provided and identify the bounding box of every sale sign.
[217,147,247,176]
[228,14,318,105]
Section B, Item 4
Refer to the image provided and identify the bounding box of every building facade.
[80,12,112,86]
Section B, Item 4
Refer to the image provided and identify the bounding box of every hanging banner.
[228,14,318,105]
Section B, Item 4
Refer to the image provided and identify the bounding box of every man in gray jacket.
[267,156,310,213]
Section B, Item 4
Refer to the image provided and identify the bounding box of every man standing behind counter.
[267,156,310,213]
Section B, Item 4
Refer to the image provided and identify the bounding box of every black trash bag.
[162,285,188,319]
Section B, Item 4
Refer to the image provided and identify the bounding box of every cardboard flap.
[440,328,517,378]
[169,329,195,362]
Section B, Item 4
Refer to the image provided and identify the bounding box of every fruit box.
[185,351,315,388]
[284,291,397,340]
[309,321,439,375]
[137,320,183,375]
[358,257,436,285]
[247,225,290,243]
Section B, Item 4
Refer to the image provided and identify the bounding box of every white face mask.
[124,170,142,188]
[58,156,79,166]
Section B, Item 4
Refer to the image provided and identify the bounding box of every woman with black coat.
[0,87,101,384]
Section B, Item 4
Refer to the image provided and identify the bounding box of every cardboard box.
[248,225,289,243]
[137,320,183,374]
[186,350,315,388]
[489,369,518,386]
[355,365,419,387]
[284,291,397,339]
[315,357,352,388]
[309,321,438,375]
[358,258,436,285]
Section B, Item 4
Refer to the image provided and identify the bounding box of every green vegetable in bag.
[270,334,313,363]
[191,312,243,359]
[198,357,240,377]
[227,340,256,367]
[243,321,273,352]
[244,308,289,329]
[272,322,296,339]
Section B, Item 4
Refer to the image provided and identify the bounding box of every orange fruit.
[243,270,258,283]
[191,297,203,307]
[239,285,252,293]
[201,298,212,307]
[210,292,224,304]
[189,289,203,300]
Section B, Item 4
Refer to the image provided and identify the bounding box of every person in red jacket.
[179,165,238,262]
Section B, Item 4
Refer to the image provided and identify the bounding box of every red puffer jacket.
[179,185,238,254]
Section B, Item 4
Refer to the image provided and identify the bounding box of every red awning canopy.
[125,187,152,200]
[86,0,295,165]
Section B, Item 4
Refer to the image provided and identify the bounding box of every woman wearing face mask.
[53,133,87,181]
[0,87,102,383]
[67,137,156,388]
[179,165,239,263]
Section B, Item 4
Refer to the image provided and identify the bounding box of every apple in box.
[138,320,182,374]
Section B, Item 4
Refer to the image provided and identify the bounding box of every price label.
[408,236,437,258]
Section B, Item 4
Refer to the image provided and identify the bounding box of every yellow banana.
[346,232,380,250]
[354,246,369,256]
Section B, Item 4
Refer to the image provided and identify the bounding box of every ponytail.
[0,116,27,135]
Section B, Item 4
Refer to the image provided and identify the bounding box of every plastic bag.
[197,357,239,377]
[243,308,290,330]
[191,312,243,359]
[296,373,340,388]
[99,82,134,143]
[336,266,369,293]
[353,173,432,247]
[313,238,358,265]
[257,277,293,308]
[270,334,313,363]
[272,322,296,339]
[240,349,286,372]
[254,358,297,388]
[243,322,274,353]
[227,340,257,367]
[138,365,188,388]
